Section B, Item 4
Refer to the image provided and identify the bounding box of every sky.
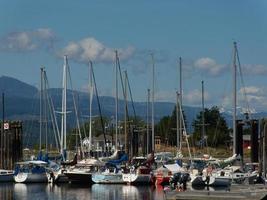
[0,0,267,112]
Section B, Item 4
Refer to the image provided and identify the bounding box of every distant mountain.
[5,75,267,147]
[0,76,201,128]
[0,76,38,98]
[1,76,266,130]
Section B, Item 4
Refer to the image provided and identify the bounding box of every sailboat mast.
[124,71,128,153]
[147,89,150,154]
[44,69,48,153]
[233,42,237,155]
[176,91,180,151]
[179,57,182,105]
[88,61,93,154]
[39,67,44,152]
[60,55,68,159]
[179,57,183,150]
[115,50,119,149]
[151,53,155,152]
[201,80,205,149]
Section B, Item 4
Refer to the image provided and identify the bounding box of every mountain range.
[1,75,267,147]
[0,75,201,127]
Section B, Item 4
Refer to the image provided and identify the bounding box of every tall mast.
[39,67,44,152]
[233,42,237,155]
[91,64,108,152]
[176,92,180,151]
[124,71,128,153]
[151,53,155,152]
[179,57,183,150]
[88,61,94,154]
[115,50,119,149]
[147,89,150,154]
[61,55,68,159]
[201,80,205,149]
[44,69,48,153]
[179,57,182,105]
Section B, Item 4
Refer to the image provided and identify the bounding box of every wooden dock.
[165,185,267,200]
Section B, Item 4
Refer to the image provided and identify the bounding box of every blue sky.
[0,0,267,112]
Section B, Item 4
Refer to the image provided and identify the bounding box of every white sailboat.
[92,51,128,184]
[14,68,49,183]
[123,54,157,185]
[14,160,48,183]
[190,42,253,187]
[189,80,231,187]
[122,153,155,185]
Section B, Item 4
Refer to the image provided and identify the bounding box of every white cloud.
[192,57,267,77]
[194,57,227,76]
[222,86,267,113]
[242,64,267,75]
[239,86,263,96]
[59,37,135,63]
[0,28,55,52]
[183,89,210,105]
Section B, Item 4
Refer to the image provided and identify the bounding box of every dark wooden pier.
[0,121,23,169]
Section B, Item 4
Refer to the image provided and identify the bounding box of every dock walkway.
[165,184,267,200]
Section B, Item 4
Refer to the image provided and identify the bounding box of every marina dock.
[165,185,267,200]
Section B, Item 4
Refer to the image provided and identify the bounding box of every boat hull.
[0,174,14,182]
[155,175,170,186]
[122,173,151,185]
[64,171,93,184]
[14,173,48,183]
[191,175,230,187]
[92,173,125,184]
[47,171,69,183]
[208,176,231,187]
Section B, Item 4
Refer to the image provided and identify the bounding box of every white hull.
[122,173,151,184]
[92,173,125,184]
[14,173,48,183]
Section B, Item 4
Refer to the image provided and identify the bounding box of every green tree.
[155,105,187,146]
[192,106,230,147]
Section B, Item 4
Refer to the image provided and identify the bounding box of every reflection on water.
[0,183,13,200]
[0,183,165,200]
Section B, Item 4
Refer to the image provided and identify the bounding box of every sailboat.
[14,160,48,183]
[14,68,49,183]
[122,54,157,185]
[188,80,232,187]
[92,152,128,184]
[47,56,85,183]
[92,51,130,184]
[64,60,104,184]
[189,42,259,187]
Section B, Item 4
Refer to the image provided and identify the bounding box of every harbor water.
[0,183,166,200]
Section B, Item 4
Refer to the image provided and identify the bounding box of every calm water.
[0,183,165,200]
